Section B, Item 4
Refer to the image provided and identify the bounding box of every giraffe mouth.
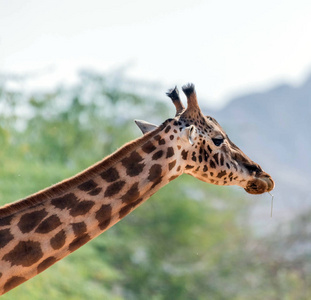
[244,173,275,195]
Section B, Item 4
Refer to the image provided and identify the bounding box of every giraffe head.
[136,84,274,194]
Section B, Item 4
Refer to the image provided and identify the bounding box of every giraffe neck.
[0,119,182,294]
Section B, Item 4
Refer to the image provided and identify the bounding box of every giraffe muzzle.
[244,173,275,195]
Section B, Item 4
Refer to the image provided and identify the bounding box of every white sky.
[1,0,311,107]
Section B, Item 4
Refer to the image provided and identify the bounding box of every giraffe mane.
[0,121,169,218]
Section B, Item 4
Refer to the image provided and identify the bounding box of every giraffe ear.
[181,125,196,145]
[135,120,158,134]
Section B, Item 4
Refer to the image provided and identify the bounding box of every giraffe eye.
[212,137,224,146]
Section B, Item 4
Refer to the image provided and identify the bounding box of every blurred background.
[1,0,311,299]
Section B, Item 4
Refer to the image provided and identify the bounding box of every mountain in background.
[210,74,311,225]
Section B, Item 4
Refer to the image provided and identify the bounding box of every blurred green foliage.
[0,71,310,299]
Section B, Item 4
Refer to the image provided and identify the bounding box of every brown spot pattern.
[3,276,27,293]
[155,135,166,145]
[158,138,166,145]
[203,149,209,162]
[95,204,112,230]
[210,160,216,169]
[88,187,102,196]
[0,215,13,227]
[217,170,227,178]
[152,150,163,160]
[119,198,144,219]
[50,230,66,250]
[181,150,188,160]
[0,229,13,248]
[151,177,163,189]
[104,180,126,197]
[72,222,87,236]
[185,165,194,169]
[213,153,219,165]
[142,141,156,154]
[70,200,95,217]
[168,160,176,171]
[51,193,78,210]
[166,147,174,158]
[192,152,197,162]
[17,209,48,233]
[78,180,98,191]
[121,151,145,176]
[3,240,43,267]
[169,175,179,182]
[37,256,58,274]
[121,183,140,204]
[69,234,91,252]
[165,125,171,133]
[35,215,61,234]
[100,167,120,182]
[148,164,162,182]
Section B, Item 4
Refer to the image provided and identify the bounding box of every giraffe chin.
[244,175,275,195]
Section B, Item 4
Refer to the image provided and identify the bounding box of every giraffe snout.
[244,172,275,194]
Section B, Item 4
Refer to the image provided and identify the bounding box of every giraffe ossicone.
[0,83,274,295]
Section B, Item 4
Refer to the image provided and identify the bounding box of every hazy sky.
[1,0,311,107]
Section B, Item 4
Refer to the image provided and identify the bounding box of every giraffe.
[0,84,274,294]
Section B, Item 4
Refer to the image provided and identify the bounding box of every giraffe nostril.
[262,175,275,192]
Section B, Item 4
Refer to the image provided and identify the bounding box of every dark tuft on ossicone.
[166,86,185,115]
[166,86,180,102]
[182,83,195,97]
